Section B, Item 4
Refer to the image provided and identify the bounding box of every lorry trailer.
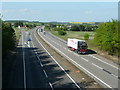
[67,38,88,54]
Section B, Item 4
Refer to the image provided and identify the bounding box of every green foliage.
[58,30,67,36]
[2,22,16,57]
[52,27,61,31]
[14,21,23,27]
[78,25,85,31]
[94,20,119,56]
[70,25,80,31]
[25,24,36,29]
[84,33,89,40]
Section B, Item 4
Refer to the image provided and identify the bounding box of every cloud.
[84,10,93,14]
[22,8,29,12]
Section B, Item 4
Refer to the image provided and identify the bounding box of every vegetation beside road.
[45,20,119,64]
[2,21,16,58]
[2,20,38,58]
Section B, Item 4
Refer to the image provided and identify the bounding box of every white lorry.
[67,38,88,54]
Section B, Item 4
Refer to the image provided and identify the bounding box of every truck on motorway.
[67,38,88,54]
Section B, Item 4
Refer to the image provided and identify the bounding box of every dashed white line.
[37,31,113,89]
[22,32,27,89]
[31,37,43,68]
[49,82,54,90]
[89,55,119,70]
[81,57,89,62]
[43,69,48,78]
[34,33,82,89]
[92,63,103,70]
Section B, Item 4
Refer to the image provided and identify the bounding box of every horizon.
[2,2,118,22]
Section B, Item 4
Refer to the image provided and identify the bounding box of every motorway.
[5,27,85,89]
[36,26,120,89]
[3,27,119,89]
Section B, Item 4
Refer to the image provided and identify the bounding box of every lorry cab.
[78,41,88,54]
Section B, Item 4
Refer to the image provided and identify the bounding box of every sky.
[1,2,118,22]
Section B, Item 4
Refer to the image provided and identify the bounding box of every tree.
[2,22,16,57]
[78,25,85,31]
[58,30,67,36]
[70,25,79,31]
[14,21,23,27]
[94,20,120,56]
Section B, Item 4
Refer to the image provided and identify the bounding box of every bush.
[84,33,89,40]
[58,30,67,35]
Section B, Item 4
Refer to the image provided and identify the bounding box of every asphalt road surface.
[36,26,120,89]
[3,27,119,90]
[4,28,85,89]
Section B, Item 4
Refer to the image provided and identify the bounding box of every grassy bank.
[14,28,21,42]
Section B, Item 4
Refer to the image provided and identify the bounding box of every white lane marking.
[68,50,72,52]
[43,69,48,78]
[74,53,79,57]
[37,31,113,89]
[81,57,89,62]
[22,32,26,89]
[24,42,27,45]
[63,47,67,50]
[89,55,119,70]
[27,41,30,48]
[49,82,54,90]
[92,63,103,70]
[111,74,118,78]
[46,31,119,71]
[31,37,43,68]
[46,37,80,57]
[34,34,82,89]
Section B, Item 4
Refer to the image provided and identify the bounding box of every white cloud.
[22,8,29,12]
[84,10,93,14]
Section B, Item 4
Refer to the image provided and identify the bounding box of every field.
[51,31,95,41]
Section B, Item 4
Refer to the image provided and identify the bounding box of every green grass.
[14,28,21,41]
[51,31,95,40]
[51,30,98,51]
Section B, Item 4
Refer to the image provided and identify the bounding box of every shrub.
[84,33,89,40]
[58,30,67,35]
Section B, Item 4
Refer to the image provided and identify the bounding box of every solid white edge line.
[43,69,48,78]
[34,33,82,89]
[22,32,27,89]
[49,82,54,90]
[89,55,119,70]
[37,31,113,89]
[81,57,89,62]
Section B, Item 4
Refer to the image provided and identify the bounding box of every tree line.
[2,21,16,57]
[13,21,36,29]
[94,20,120,56]
[2,21,37,58]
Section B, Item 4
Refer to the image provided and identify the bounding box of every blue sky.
[2,2,118,22]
